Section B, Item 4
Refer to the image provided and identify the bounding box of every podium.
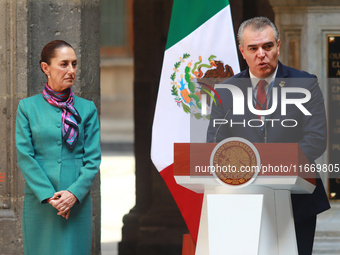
[174,139,315,255]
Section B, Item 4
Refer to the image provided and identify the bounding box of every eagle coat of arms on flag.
[170,54,234,119]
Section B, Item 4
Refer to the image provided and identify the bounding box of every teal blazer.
[16,93,101,255]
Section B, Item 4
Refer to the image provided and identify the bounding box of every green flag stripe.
[165,0,229,50]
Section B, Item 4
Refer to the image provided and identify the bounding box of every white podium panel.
[275,190,298,255]
[195,187,298,255]
[207,194,263,255]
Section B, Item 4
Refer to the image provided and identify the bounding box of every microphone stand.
[213,107,232,143]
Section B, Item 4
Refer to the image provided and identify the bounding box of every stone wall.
[0,0,28,253]
[0,0,101,254]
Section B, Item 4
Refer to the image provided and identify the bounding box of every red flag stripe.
[160,164,203,243]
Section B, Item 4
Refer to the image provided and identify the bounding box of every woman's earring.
[48,74,50,78]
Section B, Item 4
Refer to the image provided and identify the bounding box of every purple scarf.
[42,84,81,149]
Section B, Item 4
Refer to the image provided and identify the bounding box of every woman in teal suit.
[15,40,101,255]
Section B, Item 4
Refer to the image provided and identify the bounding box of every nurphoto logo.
[206,83,312,128]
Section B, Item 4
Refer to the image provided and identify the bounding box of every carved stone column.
[28,0,101,253]
[0,0,101,254]
[0,1,28,252]
[119,0,189,254]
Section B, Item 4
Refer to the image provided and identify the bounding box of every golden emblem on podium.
[210,137,260,188]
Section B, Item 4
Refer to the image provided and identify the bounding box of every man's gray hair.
[237,17,279,47]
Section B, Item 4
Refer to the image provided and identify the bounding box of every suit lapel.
[269,62,289,121]
[236,69,265,138]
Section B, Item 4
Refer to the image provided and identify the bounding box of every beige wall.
[100,59,134,143]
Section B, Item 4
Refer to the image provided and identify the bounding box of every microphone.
[261,115,268,143]
[260,81,274,144]
[213,107,232,143]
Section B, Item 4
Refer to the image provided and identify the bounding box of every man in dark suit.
[207,17,330,255]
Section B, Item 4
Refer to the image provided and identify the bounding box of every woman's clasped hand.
[47,191,78,219]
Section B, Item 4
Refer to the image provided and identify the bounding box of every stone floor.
[100,116,135,255]
[100,149,135,255]
[313,202,340,254]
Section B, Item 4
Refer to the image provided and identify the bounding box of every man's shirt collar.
[249,65,279,90]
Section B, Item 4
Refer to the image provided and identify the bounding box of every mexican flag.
[151,0,240,243]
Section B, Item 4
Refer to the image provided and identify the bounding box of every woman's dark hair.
[40,40,74,65]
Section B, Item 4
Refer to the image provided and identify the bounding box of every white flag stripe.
[151,5,239,171]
